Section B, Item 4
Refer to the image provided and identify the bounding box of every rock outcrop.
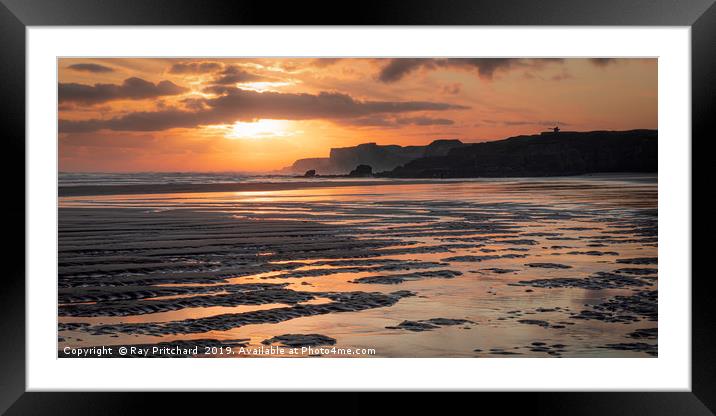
[385,130,657,178]
[282,139,465,175]
[348,165,373,177]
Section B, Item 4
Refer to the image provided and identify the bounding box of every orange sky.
[58,58,657,172]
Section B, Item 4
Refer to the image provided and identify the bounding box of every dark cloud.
[377,59,429,83]
[444,58,526,79]
[378,58,565,83]
[60,133,159,148]
[59,77,188,105]
[168,62,223,74]
[60,110,198,133]
[200,85,233,95]
[59,88,467,133]
[58,103,113,112]
[213,65,269,84]
[347,116,397,127]
[67,63,115,73]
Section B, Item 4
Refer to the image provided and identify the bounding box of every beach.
[58,174,658,358]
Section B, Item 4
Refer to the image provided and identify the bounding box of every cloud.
[60,133,159,148]
[396,116,454,126]
[60,110,196,133]
[377,59,429,83]
[67,63,115,73]
[444,58,527,79]
[59,77,188,105]
[168,61,223,74]
[441,83,462,95]
[590,58,618,67]
[551,70,573,81]
[213,65,269,84]
[310,58,343,67]
[347,115,455,127]
[378,58,564,83]
[345,116,397,127]
[59,87,467,132]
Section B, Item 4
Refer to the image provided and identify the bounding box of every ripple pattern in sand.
[58,177,657,357]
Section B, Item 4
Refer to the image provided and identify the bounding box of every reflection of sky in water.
[59,175,657,357]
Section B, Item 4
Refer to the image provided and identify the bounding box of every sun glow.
[226,119,294,139]
[238,81,293,92]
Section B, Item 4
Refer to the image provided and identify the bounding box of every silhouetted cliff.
[384,130,657,178]
[282,139,465,175]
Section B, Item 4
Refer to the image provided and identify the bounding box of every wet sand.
[58,175,657,357]
[58,179,438,197]
[58,173,655,197]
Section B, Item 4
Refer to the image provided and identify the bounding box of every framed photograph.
[3,0,710,413]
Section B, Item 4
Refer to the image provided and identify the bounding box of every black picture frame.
[1,0,710,414]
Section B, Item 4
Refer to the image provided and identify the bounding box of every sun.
[226,119,293,139]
